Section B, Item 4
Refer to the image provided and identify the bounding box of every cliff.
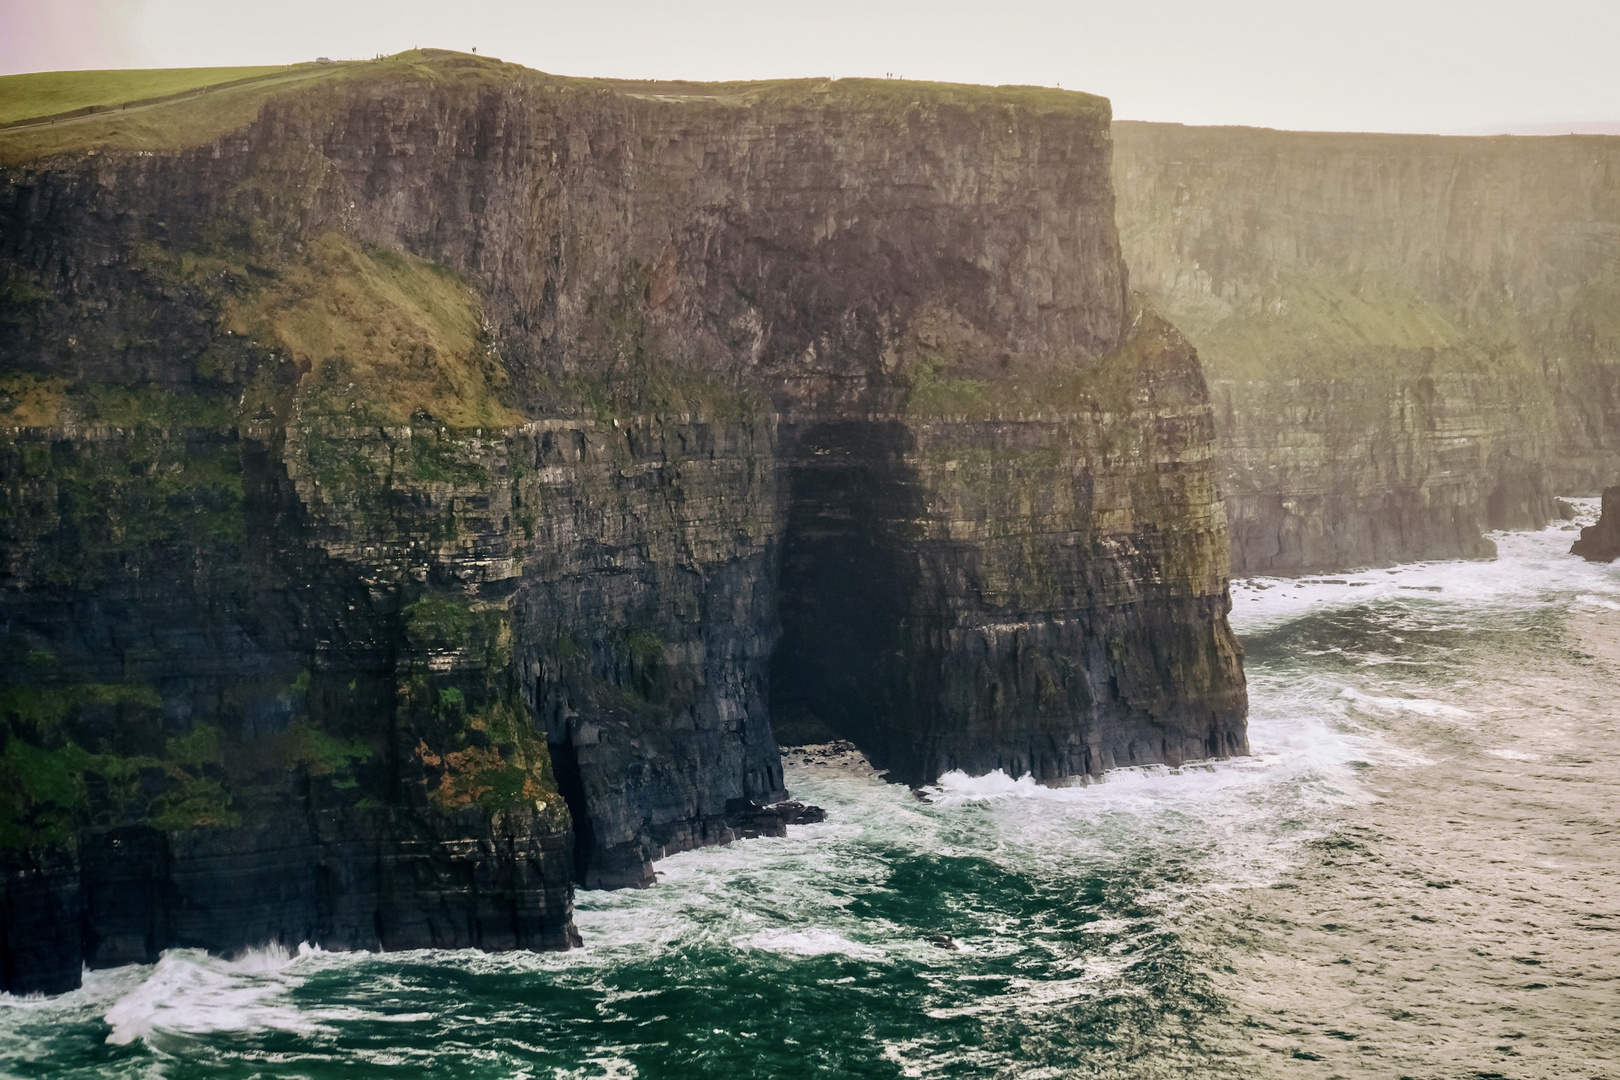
[0,53,1247,993]
[1113,121,1620,574]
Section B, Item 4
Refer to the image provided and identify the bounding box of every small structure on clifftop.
[1572,486,1620,562]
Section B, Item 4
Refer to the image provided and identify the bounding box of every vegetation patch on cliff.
[2,425,246,590]
[0,373,70,427]
[1180,271,1528,381]
[415,690,558,814]
[0,671,241,848]
[219,233,521,428]
[401,596,561,815]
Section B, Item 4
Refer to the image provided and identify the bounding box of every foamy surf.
[1336,687,1474,720]
[734,928,886,960]
[101,945,323,1046]
[1230,499,1619,635]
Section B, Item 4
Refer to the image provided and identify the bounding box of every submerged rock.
[1572,487,1620,562]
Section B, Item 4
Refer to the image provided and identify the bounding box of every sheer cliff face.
[1113,121,1620,574]
[0,55,1247,992]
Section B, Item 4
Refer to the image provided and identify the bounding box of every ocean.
[5,505,1617,1079]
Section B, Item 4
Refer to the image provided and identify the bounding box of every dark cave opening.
[768,420,927,775]
[547,739,596,885]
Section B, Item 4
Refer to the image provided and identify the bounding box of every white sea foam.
[554,1056,640,1080]
[1337,687,1474,719]
[734,928,885,959]
[839,718,1367,923]
[101,944,333,1046]
[1230,501,1620,635]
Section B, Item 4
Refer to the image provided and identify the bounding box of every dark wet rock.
[1572,487,1620,562]
[769,315,1249,786]
[726,799,827,839]
[1557,499,1580,521]
[0,424,580,995]
[0,850,82,996]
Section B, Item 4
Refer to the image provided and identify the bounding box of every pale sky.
[2,0,1617,134]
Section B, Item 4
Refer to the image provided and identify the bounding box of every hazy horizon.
[2,0,1617,136]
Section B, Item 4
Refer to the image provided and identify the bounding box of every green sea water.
[5,508,1618,1079]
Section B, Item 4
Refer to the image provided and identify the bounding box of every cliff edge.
[0,53,1247,993]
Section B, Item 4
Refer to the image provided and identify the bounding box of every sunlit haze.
[0,0,1616,134]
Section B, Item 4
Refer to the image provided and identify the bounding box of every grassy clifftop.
[0,62,348,165]
[0,65,298,126]
[0,51,1107,168]
[0,52,516,165]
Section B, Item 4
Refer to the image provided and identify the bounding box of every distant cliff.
[0,53,1247,993]
[1113,121,1620,574]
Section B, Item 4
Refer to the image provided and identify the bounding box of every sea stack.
[1572,487,1620,562]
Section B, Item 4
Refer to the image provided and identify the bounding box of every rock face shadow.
[771,420,925,775]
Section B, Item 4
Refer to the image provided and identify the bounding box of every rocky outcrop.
[771,309,1246,784]
[1572,487,1620,562]
[0,54,1248,992]
[1113,122,1620,574]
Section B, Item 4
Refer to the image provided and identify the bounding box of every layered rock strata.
[770,310,1246,785]
[1113,121,1620,574]
[0,54,1247,992]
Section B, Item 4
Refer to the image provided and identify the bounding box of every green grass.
[1170,270,1528,381]
[0,50,1107,167]
[594,74,1107,118]
[199,230,520,428]
[0,63,356,165]
[0,372,70,426]
[260,233,519,427]
[0,65,296,126]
